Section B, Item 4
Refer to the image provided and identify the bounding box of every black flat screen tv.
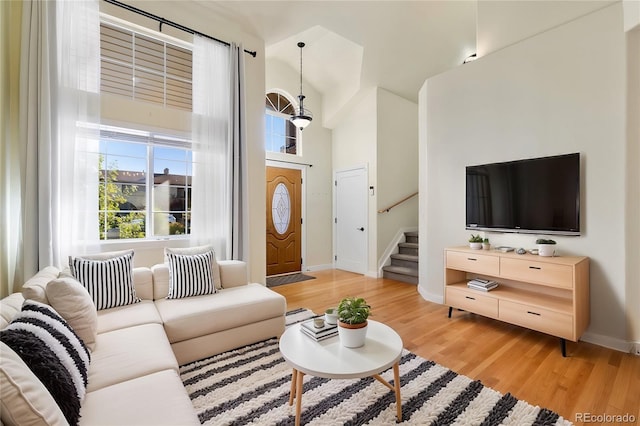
[466,153,580,236]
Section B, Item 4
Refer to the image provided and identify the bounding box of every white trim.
[305,263,333,272]
[632,342,640,356]
[417,284,443,304]
[266,161,306,272]
[581,331,635,354]
[377,226,418,277]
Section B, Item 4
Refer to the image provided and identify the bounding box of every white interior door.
[335,167,367,274]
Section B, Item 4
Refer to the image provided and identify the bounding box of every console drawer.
[500,258,573,289]
[446,287,498,319]
[499,300,573,340]
[446,251,499,276]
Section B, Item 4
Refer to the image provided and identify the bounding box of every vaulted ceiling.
[192,1,478,122]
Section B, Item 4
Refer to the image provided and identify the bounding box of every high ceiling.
[192,1,478,120]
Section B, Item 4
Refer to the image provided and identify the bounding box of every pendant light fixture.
[290,42,313,130]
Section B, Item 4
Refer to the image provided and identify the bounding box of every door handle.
[357,227,365,231]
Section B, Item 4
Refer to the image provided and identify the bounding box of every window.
[99,17,193,240]
[265,92,298,155]
[100,21,192,111]
[98,126,192,240]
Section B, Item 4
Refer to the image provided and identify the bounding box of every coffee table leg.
[393,362,402,422]
[295,370,305,426]
[289,369,297,406]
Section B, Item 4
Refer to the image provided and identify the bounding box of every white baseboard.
[632,342,640,356]
[305,264,333,272]
[417,284,444,304]
[581,331,634,353]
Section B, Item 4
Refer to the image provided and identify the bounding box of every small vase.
[538,244,556,257]
[338,321,368,348]
[325,311,338,325]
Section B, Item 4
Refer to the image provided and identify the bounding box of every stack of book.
[300,319,338,341]
[468,278,498,292]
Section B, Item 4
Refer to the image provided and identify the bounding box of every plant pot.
[469,242,482,250]
[537,244,556,257]
[482,243,491,250]
[338,320,368,348]
[325,311,339,325]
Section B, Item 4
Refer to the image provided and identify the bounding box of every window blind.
[100,22,192,111]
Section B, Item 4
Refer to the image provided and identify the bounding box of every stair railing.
[378,192,418,213]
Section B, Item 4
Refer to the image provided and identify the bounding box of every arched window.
[265,92,298,155]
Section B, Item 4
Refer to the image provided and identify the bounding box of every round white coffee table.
[279,320,403,426]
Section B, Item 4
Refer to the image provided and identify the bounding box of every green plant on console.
[536,239,556,245]
[469,234,484,243]
[337,297,371,325]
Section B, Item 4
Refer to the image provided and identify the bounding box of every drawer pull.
[467,258,477,261]
[465,296,476,300]
[527,311,541,316]
[529,266,542,270]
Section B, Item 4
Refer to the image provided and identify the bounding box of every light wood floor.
[272,269,640,425]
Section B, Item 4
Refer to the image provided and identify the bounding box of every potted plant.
[536,239,556,257]
[337,297,371,348]
[324,307,339,325]
[482,238,490,250]
[469,234,483,249]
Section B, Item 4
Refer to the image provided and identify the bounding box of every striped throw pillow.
[0,300,91,426]
[70,250,140,310]
[166,250,215,299]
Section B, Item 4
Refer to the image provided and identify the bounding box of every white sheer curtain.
[190,35,231,258]
[19,0,100,275]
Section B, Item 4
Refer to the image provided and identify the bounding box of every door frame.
[266,160,307,273]
[333,165,369,274]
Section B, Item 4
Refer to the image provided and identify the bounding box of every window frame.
[265,90,301,156]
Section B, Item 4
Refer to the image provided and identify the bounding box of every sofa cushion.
[0,301,91,425]
[70,250,140,310]
[154,283,286,344]
[0,342,69,426]
[0,293,24,330]
[166,249,215,299]
[80,369,199,426]
[87,323,177,392]
[20,266,60,304]
[46,277,98,351]
[96,299,162,334]
[165,245,221,290]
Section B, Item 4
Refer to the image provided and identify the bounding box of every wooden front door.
[266,167,302,276]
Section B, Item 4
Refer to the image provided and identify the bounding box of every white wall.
[376,89,419,266]
[420,3,630,349]
[265,58,334,271]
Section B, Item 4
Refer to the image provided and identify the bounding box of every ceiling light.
[290,42,313,130]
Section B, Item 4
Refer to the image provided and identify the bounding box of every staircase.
[382,231,419,284]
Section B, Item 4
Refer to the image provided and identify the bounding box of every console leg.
[560,338,567,357]
[448,307,453,318]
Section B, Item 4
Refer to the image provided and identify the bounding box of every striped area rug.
[180,309,572,425]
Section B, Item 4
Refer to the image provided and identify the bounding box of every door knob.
[357,227,365,231]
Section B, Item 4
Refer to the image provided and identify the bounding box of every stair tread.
[391,253,418,262]
[382,265,419,277]
[398,242,419,248]
[405,231,418,237]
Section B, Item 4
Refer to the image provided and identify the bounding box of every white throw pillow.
[165,245,221,290]
[70,250,140,310]
[0,342,68,426]
[46,276,98,351]
[166,250,215,299]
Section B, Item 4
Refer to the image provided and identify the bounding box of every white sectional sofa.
[0,259,286,426]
